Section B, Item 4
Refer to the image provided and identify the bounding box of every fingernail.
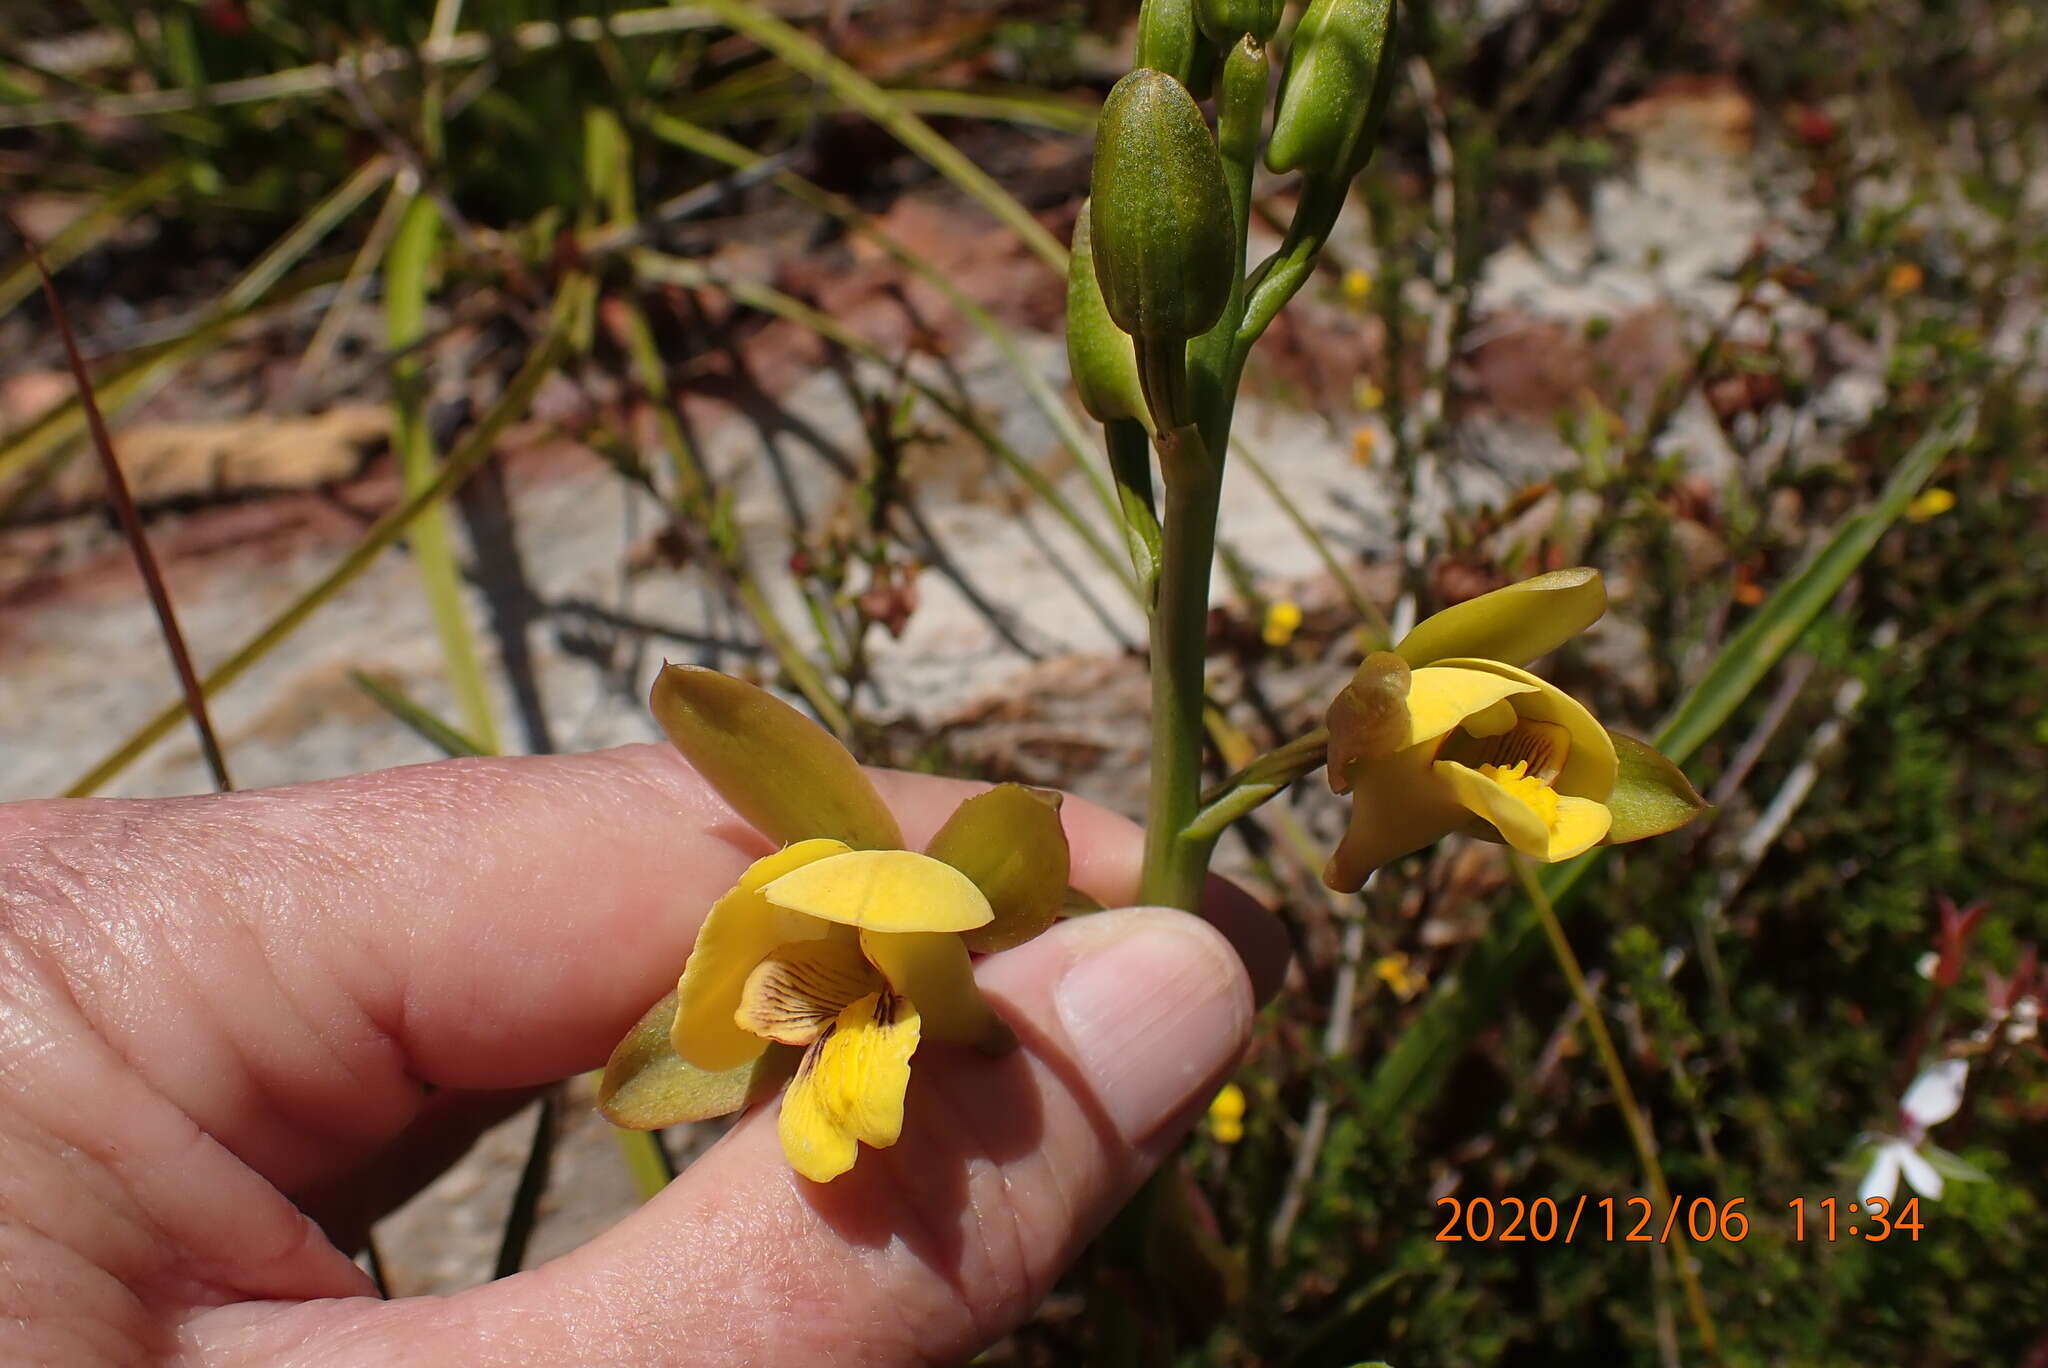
[1054,909,1251,1146]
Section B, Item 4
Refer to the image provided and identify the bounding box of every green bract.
[1135,0,1216,99]
[1089,69,1235,342]
[1267,0,1397,177]
[1197,0,1283,42]
[1065,205,1149,428]
[1216,33,1270,170]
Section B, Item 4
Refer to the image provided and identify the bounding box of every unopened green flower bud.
[1135,0,1216,100]
[1216,32,1270,172]
[1065,203,1148,428]
[1267,0,1398,177]
[1197,0,1282,43]
[1088,69,1235,342]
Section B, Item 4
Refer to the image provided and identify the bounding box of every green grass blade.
[0,162,186,319]
[612,1126,676,1200]
[350,670,489,758]
[1356,400,1977,1123]
[0,5,840,131]
[688,0,1068,273]
[63,274,595,798]
[385,194,502,757]
[712,85,1098,135]
[1649,400,1975,765]
[226,154,393,315]
[293,173,417,399]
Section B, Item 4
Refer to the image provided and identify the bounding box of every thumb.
[186,906,1259,1366]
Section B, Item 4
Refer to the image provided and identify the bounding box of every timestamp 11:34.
[1792,1196,1925,1241]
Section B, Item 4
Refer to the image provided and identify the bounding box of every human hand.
[0,744,1284,1364]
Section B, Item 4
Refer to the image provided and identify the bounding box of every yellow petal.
[925,785,1070,954]
[1394,567,1607,668]
[1427,658,1618,801]
[1436,761,1612,861]
[1403,666,1539,747]
[671,838,849,1071]
[1461,697,1521,738]
[1323,742,1468,892]
[735,939,882,1046]
[1547,796,1614,860]
[777,991,921,1183]
[762,849,994,933]
[861,929,1014,1053]
[650,665,903,850]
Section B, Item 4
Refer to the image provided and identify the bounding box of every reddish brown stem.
[8,211,233,792]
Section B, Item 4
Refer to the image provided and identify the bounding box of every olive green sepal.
[599,989,798,1129]
[1602,731,1711,844]
[649,664,903,850]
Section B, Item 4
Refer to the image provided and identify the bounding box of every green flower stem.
[1140,423,1224,910]
[1184,726,1330,847]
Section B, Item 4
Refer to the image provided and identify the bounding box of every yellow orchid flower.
[1322,569,1707,891]
[1206,1083,1247,1144]
[600,667,1070,1183]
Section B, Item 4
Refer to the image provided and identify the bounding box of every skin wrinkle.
[0,820,371,1317]
[0,1138,163,1361]
[13,804,413,1192]
[184,803,410,1154]
[0,924,192,1292]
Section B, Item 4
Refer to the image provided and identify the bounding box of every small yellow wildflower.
[1352,426,1378,466]
[1207,1082,1247,1144]
[1353,377,1385,411]
[1886,261,1924,297]
[1373,952,1427,1002]
[1263,600,1304,648]
[1905,487,1955,523]
[599,665,1071,1183]
[1342,268,1373,307]
[1321,569,1707,890]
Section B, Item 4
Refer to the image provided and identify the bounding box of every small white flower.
[1858,1137,1944,1204]
[1916,951,1941,980]
[1853,1059,1976,1206]
[1899,1058,1967,1132]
